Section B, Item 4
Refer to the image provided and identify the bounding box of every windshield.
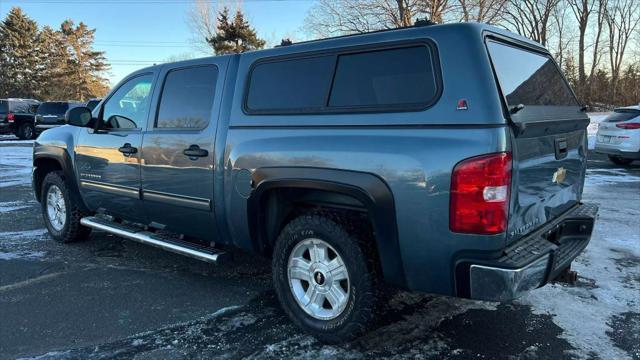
[37,102,69,115]
[487,41,579,108]
[0,101,7,114]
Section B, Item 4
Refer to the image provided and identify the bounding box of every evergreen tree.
[37,26,69,100]
[207,7,266,55]
[0,7,40,98]
[58,20,110,101]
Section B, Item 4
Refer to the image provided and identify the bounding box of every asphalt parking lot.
[0,136,638,360]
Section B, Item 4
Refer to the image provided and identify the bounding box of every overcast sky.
[0,0,315,85]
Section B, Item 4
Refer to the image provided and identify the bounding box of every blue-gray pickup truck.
[32,22,598,342]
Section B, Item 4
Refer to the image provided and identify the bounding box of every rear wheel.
[608,155,634,166]
[17,123,34,140]
[272,214,381,343]
[41,171,91,243]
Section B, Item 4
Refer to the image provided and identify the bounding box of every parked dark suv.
[32,23,598,343]
[85,98,102,111]
[35,101,83,134]
[0,98,40,139]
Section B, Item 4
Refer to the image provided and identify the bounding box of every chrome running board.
[80,216,229,263]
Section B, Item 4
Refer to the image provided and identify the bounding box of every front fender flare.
[33,144,88,212]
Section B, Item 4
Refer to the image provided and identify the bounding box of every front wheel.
[272,215,381,343]
[608,155,634,166]
[41,171,91,243]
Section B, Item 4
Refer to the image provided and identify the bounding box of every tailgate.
[486,39,589,243]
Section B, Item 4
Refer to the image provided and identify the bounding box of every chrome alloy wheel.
[46,185,66,231]
[287,238,350,320]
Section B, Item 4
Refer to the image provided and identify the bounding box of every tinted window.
[156,66,218,129]
[487,41,579,107]
[247,56,335,112]
[37,102,69,115]
[11,102,29,113]
[605,110,640,123]
[329,46,437,108]
[102,74,153,129]
[0,101,7,114]
[86,100,100,111]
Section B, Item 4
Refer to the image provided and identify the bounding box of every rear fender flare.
[248,167,406,288]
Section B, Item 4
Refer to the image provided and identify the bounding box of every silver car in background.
[595,105,640,165]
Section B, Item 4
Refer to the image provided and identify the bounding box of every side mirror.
[65,106,93,127]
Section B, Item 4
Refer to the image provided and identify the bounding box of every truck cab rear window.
[487,41,579,107]
[246,44,439,113]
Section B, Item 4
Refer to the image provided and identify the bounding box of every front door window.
[101,74,153,130]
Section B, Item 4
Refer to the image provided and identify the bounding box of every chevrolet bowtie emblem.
[552,167,567,184]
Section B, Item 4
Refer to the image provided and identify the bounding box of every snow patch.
[0,200,33,212]
[585,168,640,186]
[518,175,640,360]
[0,145,33,188]
[587,112,610,150]
[0,250,45,260]
[0,229,48,246]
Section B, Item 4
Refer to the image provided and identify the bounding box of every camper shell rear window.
[486,40,579,108]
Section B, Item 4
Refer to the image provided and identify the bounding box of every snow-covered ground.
[0,134,35,145]
[0,144,33,188]
[519,168,640,359]
[587,112,611,150]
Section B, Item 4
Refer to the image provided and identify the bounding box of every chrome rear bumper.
[469,255,549,302]
[465,202,598,302]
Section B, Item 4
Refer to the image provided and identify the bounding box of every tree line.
[302,0,639,108]
[0,7,109,102]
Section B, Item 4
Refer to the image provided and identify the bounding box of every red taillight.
[616,122,640,129]
[7,113,15,122]
[450,152,512,235]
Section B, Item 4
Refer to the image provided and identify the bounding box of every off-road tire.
[608,155,634,166]
[17,123,35,140]
[272,214,381,344]
[41,171,92,243]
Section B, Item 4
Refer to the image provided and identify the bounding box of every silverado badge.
[552,167,567,184]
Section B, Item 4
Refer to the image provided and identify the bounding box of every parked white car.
[595,105,640,165]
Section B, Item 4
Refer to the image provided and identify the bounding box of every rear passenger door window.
[156,65,218,129]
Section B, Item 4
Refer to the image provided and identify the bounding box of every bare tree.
[550,1,574,69]
[417,0,452,23]
[566,0,603,96]
[587,0,608,101]
[605,0,640,104]
[187,0,220,54]
[457,0,508,23]
[305,0,424,38]
[502,0,561,46]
